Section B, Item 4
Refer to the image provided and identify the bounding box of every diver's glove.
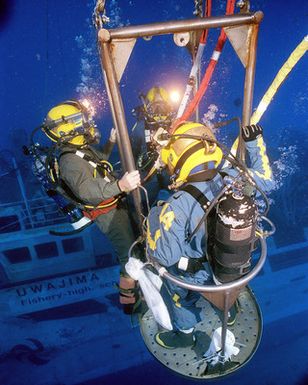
[241,124,263,142]
[109,127,117,143]
[118,170,141,192]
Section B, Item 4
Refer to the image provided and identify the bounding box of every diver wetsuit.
[146,135,274,331]
[59,142,136,274]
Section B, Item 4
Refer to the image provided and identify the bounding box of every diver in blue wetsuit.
[146,122,274,349]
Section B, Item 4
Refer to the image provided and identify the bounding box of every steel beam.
[100,41,143,227]
[99,12,263,42]
[97,41,127,170]
[240,23,260,160]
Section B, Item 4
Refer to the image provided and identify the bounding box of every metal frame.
[97,10,265,361]
[97,11,263,222]
[155,236,266,359]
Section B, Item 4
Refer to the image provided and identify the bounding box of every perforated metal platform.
[140,286,262,379]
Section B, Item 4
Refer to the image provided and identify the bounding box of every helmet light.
[169,90,181,104]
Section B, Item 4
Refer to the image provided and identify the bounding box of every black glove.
[241,124,263,142]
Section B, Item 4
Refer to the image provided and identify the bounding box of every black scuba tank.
[211,188,258,283]
[23,144,92,234]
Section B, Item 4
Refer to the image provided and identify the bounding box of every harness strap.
[59,150,112,172]
[82,198,118,220]
[181,184,211,213]
[214,258,251,275]
[177,255,207,274]
[186,169,217,182]
[175,185,212,273]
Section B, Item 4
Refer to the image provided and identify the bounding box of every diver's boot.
[155,330,195,349]
[227,300,240,326]
[119,274,139,315]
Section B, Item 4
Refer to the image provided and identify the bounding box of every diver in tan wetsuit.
[43,99,141,314]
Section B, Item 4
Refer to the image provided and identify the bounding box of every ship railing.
[0,197,67,234]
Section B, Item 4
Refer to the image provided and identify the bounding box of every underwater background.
[0,0,307,384]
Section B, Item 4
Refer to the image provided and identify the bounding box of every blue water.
[0,0,308,384]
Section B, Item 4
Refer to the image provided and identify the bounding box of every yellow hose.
[251,35,308,125]
[229,35,308,157]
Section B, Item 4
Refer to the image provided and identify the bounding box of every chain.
[193,0,204,17]
[93,0,110,30]
[236,0,250,13]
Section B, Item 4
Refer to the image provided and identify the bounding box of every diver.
[132,86,175,205]
[146,122,274,349]
[40,99,141,314]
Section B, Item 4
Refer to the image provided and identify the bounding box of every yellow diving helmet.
[43,100,99,146]
[144,87,173,126]
[160,122,223,188]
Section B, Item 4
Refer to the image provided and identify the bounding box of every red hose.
[200,0,212,44]
[171,0,235,133]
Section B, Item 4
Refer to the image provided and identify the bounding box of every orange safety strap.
[83,197,118,220]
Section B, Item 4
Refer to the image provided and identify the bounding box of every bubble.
[272,145,299,190]
[202,104,219,128]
